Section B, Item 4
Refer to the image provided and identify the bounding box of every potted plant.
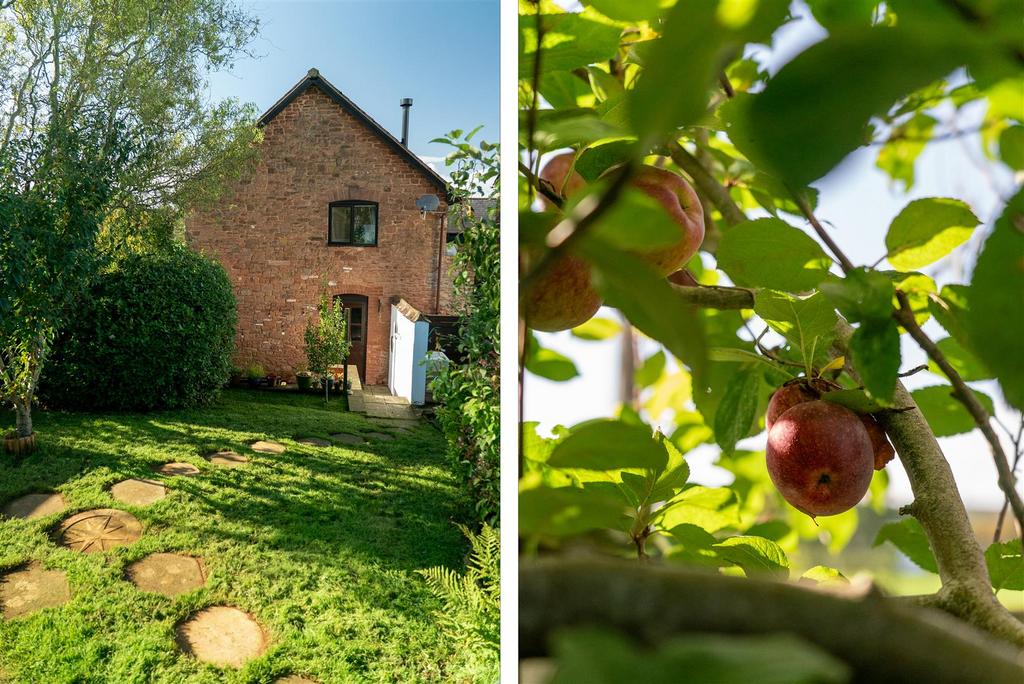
[296,365,312,391]
[246,364,265,388]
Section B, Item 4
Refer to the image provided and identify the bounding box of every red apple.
[766,400,874,517]
[521,252,602,332]
[629,165,704,275]
[861,414,896,471]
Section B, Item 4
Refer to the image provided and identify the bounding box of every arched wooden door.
[335,294,368,383]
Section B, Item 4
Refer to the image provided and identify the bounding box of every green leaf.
[586,0,663,23]
[928,284,971,347]
[519,11,622,80]
[800,565,850,585]
[985,540,1024,591]
[876,112,936,190]
[574,139,635,181]
[657,486,740,533]
[572,317,622,340]
[582,241,707,391]
[819,269,894,323]
[519,485,626,537]
[526,107,625,151]
[744,26,963,185]
[885,198,979,270]
[548,420,668,471]
[874,518,938,573]
[713,535,790,578]
[820,388,888,414]
[525,345,579,382]
[927,337,992,382]
[999,124,1024,170]
[713,367,761,454]
[588,186,690,250]
[848,319,900,404]
[635,350,666,389]
[754,290,838,362]
[716,218,832,292]
[965,189,1024,411]
[912,385,995,438]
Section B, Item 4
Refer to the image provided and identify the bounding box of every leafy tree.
[0,0,260,445]
[430,129,500,525]
[518,0,1024,678]
[304,294,350,402]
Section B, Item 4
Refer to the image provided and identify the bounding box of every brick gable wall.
[186,86,452,385]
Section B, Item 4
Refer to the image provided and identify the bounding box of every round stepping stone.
[206,451,249,468]
[329,433,365,446]
[250,440,285,454]
[175,606,267,668]
[153,462,200,477]
[365,432,394,442]
[126,553,206,598]
[275,677,319,684]
[56,508,142,553]
[110,479,167,506]
[0,562,70,618]
[2,492,66,520]
[296,437,330,448]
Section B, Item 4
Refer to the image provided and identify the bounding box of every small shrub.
[40,244,237,411]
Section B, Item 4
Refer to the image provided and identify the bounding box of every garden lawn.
[0,389,470,683]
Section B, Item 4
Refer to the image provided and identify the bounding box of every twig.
[518,160,563,208]
[993,416,1024,543]
[899,364,929,378]
[718,72,735,98]
[790,189,856,274]
[893,290,1024,540]
[667,141,746,227]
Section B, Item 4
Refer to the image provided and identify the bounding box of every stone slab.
[0,562,70,619]
[110,479,167,506]
[153,462,201,477]
[329,433,366,446]
[2,493,67,520]
[275,677,319,684]
[176,606,267,668]
[250,440,286,454]
[56,508,142,553]
[126,553,206,598]
[364,432,394,442]
[296,437,330,448]
[207,451,249,467]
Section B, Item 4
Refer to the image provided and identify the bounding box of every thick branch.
[521,559,1024,682]
[671,284,755,309]
[667,142,746,227]
[893,291,1024,537]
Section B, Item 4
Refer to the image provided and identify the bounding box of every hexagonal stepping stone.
[153,462,200,477]
[126,553,206,598]
[250,440,285,454]
[275,676,319,684]
[329,433,365,446]
[296,437,330,448]
[110,479,167,506]
[206,451,249,468]
[56,508,142,553]
[364,432,394,442]
[2,493,66,520]
[175,606,267,668]
[0,562,70,618]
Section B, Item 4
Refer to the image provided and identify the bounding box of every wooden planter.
[4,432,37,457]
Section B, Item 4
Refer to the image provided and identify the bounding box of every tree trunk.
[15,402,32,438]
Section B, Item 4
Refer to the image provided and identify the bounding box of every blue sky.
[206,0,499,176]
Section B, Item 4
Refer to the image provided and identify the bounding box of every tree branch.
[790,190,856,274]
[671,284,755,309]
[521,559,1024,682]
[518,160,563,209]
[893,290,1024,539]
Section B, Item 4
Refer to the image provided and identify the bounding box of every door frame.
[335,294,368,383]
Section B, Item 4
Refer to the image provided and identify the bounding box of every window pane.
[353,205,376,245]
[330,206,352,242]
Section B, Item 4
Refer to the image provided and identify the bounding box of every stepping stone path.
[126,553,206,598]
[56,508,142,553]
[176,606,267,668]
[275,677,319,684]
[250,440,286,454]
[365,432,394,442]
[0,562,70,618]
[296,437,330,447]
[2,493,66,520]
[153,462,200,477]
[110,479,167,506]
[330,433,365,446]
[206,451,249,468]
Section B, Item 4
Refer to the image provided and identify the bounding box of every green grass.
[0,390,474,683]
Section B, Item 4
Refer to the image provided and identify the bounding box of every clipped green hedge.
[40,245,237,411]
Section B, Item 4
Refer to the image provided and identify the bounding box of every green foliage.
[303,294,350,400]
[985,540,1024,592]
[885,198,979,270]
[717,218,832,292]
[418,524,500,682]
[874,518,938,573]
[429,130,500,526]
[911,385,996,437]
[39,244,236,411]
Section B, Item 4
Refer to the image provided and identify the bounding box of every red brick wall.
[186,86,450,385]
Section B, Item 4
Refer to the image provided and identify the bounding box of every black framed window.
[328,201,378,246]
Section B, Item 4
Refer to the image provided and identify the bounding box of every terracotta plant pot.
[4,432,37,457]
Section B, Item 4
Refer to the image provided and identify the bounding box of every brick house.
[186,69,459,386]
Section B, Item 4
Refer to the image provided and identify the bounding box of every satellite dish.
[415,194,440,215]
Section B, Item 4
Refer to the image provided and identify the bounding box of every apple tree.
[518,1,1024,680]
